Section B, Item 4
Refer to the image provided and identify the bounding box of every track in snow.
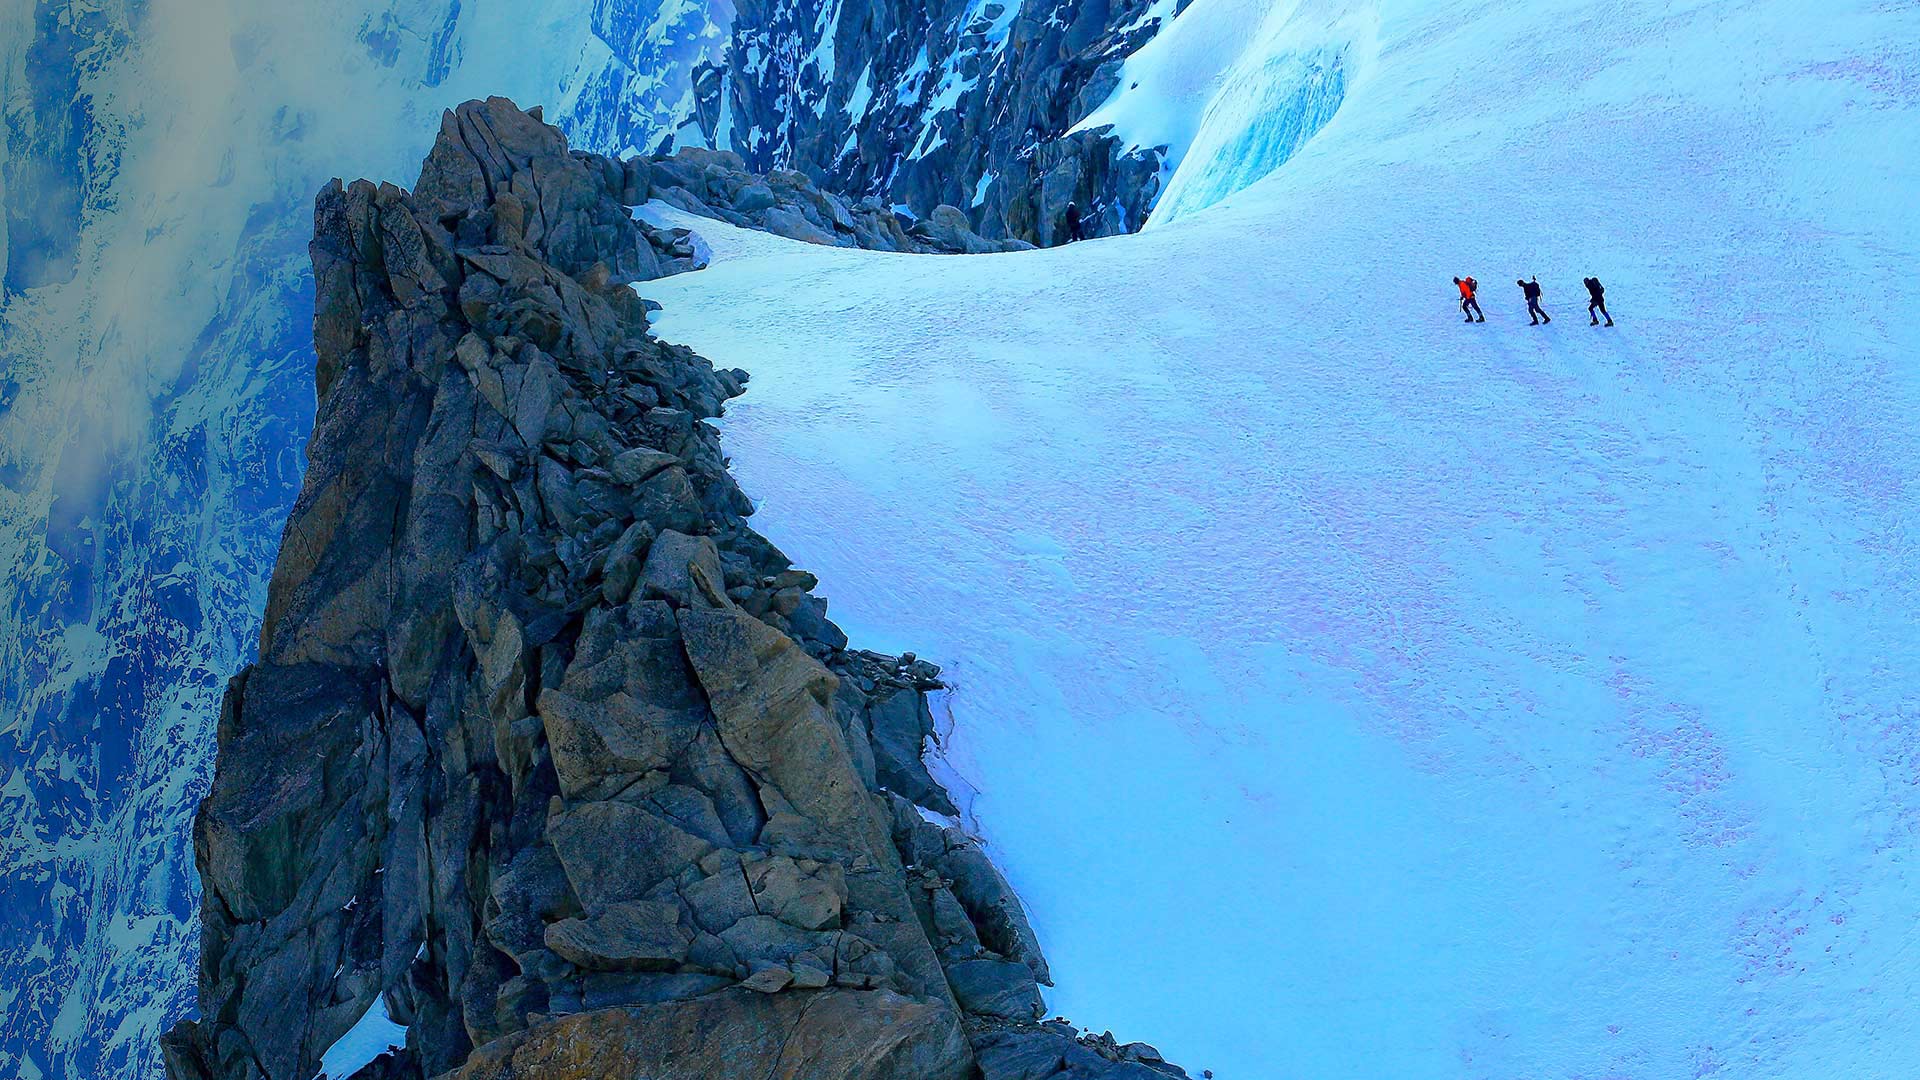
[637,0,1920,1074]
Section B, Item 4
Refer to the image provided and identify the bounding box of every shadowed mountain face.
[682,0,1179,244]
[159,98,1186,1080]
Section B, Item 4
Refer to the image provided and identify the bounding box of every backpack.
[1464,276,1477,295]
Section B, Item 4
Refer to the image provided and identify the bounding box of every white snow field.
[641,0,1920,1076]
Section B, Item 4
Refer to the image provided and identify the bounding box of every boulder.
[677,605,864,835]
[761,205,841,246]
[743,853,847,931]
[544,900,692,971]
[944,957,1044,1021]
[627,465,706,534]
[740,965,794,993]
[597,519,656,603]
[718,914,835,973]
[486,844,577,964]
[536,604,706,798]
[681,856,761,933]
[547,800,716,907]
[913,204,1034,255]
[973,1025,1192,1079]
[637,530,723,607]
[608,446,679,486]
[866,686,958,815]
[731,182,778,213]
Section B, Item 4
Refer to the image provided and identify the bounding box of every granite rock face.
[622,146,1036,255]
[159,98,1185,1080]
[564,141,1036,258]
[684,0,1180,245]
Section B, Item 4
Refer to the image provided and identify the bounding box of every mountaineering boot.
[1530,319,1539,325]
[1466,316,1475,322]
[1592,317,1599,325]
[1478,315,1486,322]
[1605,318,1614,326]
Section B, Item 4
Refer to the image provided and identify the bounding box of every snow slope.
[638,0,1920,1074]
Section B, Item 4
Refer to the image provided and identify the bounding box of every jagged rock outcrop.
[159,97,1184,1080]
[685,0,1178,245]
[595,144,1034,256]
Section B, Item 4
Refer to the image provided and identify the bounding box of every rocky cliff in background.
[158,98,1185,1080]
[684,0,1179,245]
[621,146,1037,258]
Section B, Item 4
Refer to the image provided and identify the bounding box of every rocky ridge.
[632,146,1035,255]
[158,97,1186,1080]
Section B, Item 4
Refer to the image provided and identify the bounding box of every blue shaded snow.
[1075,0,1373,227]
[6,0,1920,1077]
[1149,48,1346,224]
[638,0,1920,1071]
[315,996,406,1080]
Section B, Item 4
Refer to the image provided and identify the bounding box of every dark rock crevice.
[161,97,1186,1080]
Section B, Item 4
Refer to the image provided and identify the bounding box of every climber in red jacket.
[1453,276,1484,322]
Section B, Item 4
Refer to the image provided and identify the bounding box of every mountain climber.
[1584,277,1613,325]
[1454,276,1485,322]
[1518,277,1550,324]
[1063,201,1084,243]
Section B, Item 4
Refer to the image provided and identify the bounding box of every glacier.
[1077,0,1369,226]
[636,0,1920,1075]
[1,0,1917,1075]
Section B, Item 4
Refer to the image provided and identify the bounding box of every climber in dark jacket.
[1518,277,1550,324]
[1063,201,1084,243]
[1584,277,1614,325]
